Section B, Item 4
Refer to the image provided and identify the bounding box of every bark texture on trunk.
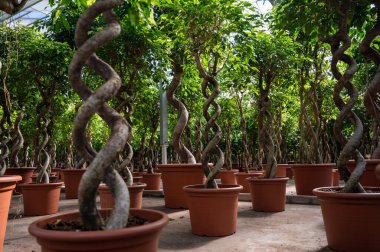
[69,0,130,230]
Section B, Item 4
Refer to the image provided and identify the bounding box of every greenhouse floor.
[4,180,335,252]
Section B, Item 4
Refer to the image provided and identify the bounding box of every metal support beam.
[160,81,168,164]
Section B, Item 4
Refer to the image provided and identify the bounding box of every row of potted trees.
[1,1,380,252]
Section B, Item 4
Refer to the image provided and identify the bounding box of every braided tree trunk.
[236,92,250,172]
[35,118,50,184]
[257,72,277,178]
[0,101,11,175]
[322,1,365,193]
[194,52,224,188]
[167,60,196,164]
[194,119,202,162]
[49,143,57,170]
[359,4,380,159]
[10,111,24,168]
[115,75,136,183]
[69,0,129,230]
[225,119,232,170]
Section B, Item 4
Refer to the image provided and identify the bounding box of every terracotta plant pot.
[313,187,380,252]
[4,167,35,194]
[183,184,242,237]
[98,183,147,209]
[347,159,380,187]
[332,169,340,186]
[286,166,293,179]
[235,171,263,193]
[19,182,63,216]
[51,168,62,181]
[28,208,169,252]
[262,164,288,177]
[158,163,206,208]
[133,176,143,183]
[141,173,161,190]
[376,164,380,180]
[247,177,289,212]
[31,175,58,183]
[291,163,334,195]
[219,169,238,185]
[61,169,86,199]
[0,175,21,252]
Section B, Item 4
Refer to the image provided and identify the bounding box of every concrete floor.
[4,180,334,252]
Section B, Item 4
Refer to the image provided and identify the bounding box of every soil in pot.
[19,182,63,216]
[313,187,380,252]
[28,208,169,252]
[183,184,242,237]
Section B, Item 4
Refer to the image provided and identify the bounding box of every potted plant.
[3,109,35,194]
[0,2,29,250]
[181,0,249,237]
[28,1,168,251]
[305,2,380,251]
[239,32,292,212]
[155,3,207,208]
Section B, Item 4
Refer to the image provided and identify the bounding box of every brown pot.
[98,183,146,209]
[183,184,242,237]
[158,163,206,208]
[347,159,380,187]
[133,176,143,183]
[28,208,169,252]
[19,182,63,216]
[286,166,293,179]
[61,169,86,199]
[31,175,58,183]
[235,171,263,193]
[141,173,161,190]
[4,167,35,194]
[376,164,380,181]
[313,187,380,252]
[262,164,288,177]
[219,169,239,185]
[247,177,289,212]
[291,163,334,195]
[332,169,340,186]
[0,175,21,252]
[51,168,62,181]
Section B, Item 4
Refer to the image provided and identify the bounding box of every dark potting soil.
[319,187,380,193]
[45,215,149,231]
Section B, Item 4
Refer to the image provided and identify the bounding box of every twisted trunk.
[235,93,250,172]
[69,0,129,230]
[359,5,380,159]
[257,70,277,178]
[166,60,196,164]
[10,111,23,167]
[225,120,232,170]
[194,52,223,188]
[322,1,365,193]
[194,119,202,162]
[0,90,11,175]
